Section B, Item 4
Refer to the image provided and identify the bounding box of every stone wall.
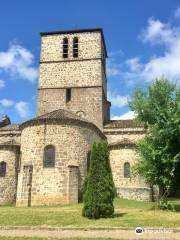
[40,31,103,62]
[16,120,103,206]
[102,91,110,123]
[38,30,108,130]
[117,187,151,201]
[68,165,79,204]
[0,146,19,205]
[109,147,151,201]
[0,125,21,205]
[38,87,105,130]
[104,128,145,144]
[39,60,102,89]
[0,125,21,145]
[104,125,152,201]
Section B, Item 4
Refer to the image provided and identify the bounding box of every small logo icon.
[135,227,144,235]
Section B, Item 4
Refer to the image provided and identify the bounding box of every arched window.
[43,145,55,168]
[0,161,7,177]
[73,37,78,58]
[63,37,68,58]
[124,162,130,178]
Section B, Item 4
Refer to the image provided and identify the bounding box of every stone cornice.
[38,85,102,90]
[40,57,103,64]
[0,140,20,149]
[104,130,146,135]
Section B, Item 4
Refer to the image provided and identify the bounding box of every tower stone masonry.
[38,29,111,130]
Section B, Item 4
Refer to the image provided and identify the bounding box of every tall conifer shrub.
[82,141,115,219]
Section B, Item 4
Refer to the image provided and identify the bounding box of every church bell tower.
[38,28,110,129]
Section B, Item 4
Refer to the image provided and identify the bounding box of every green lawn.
[0,238,124,240]
[0,198,179,228]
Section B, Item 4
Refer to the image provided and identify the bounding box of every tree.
[129,78,180,197]
[82,141,115,219]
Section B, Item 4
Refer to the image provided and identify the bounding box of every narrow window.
[63,37,68,58]
[43,145,55,168]
[0,161,7,177]
[66,88,71,102]
[73,37,78,58]
[124,162,130,178]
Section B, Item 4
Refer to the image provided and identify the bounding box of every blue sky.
[0,0,180,123]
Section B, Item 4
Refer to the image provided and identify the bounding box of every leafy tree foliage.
[129,78,180,197]
[82,141,115,219]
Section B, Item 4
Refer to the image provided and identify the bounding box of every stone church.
[0,28,154,207]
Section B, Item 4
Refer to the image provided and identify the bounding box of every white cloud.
[140,18,174,45]
[108,91,129,108]
[125,17,180,82]
[109,50,123,57]
[106,50,124,77]
[15,101,30,118]
[0,79,5,89]
[0,44,38,82]
[126,57,142,72]
[0,99,30,119]
[107,59,121,77]
[0,99,14,107]
[111,111,136,120]
[175,6,180,19]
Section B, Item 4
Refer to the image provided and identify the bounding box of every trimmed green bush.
[158,197,175,212]
[82,141,116,219]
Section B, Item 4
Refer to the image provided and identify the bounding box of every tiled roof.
[104,120,143,129]
[20,109,106,139]
[35,109,86,121]
[0,124,20,131]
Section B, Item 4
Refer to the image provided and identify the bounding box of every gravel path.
[0,227,179,240]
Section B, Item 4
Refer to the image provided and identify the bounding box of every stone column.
[21,164,33,207]
[68,165,79,204]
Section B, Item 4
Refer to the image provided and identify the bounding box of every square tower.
[38,28,110,129]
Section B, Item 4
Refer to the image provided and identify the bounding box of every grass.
[0,198,179,228]
[0,238,124,240]
[0,238,125,240]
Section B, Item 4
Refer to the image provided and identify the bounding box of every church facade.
[0,29,156,206]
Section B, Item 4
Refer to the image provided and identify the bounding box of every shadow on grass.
[113,212,126,218]
[174,204,180,212]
